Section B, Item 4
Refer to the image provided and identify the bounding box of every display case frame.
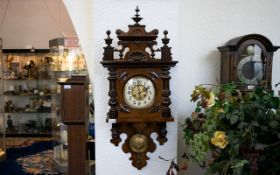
[0,38,6,161]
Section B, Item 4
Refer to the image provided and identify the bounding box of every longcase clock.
[100,7,178,169]
[218,34,279,91]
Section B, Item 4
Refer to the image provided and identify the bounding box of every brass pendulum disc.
[129,134,149,153]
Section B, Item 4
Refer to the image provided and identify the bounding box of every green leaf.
[267,110,276,120]
[255,88,264,95]
[231,143,241,155]
[224,103,232,113]
[231,159,250,169]
[237,122,247,129]
[271,97,280,108]
[195,106,201,113]
[269,120,280,129]
[250,120,259,127]
[276,111,280,120]
[260,126,268,132]
[230,115,239,125]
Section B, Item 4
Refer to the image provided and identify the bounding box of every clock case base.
[111,122,168,170]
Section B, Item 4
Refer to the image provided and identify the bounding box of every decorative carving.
[107,68,118,120]
[119,72,128,80]
[103,30,114,61]
[150,71,160,80]
[161,30,172,60]
[101,6,178,170]
[149,104,160,113]
[161,67,172,118]
[128,51,147,61]
[119,103,130,113]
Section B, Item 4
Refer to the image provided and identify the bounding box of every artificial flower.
[211,131,229,149]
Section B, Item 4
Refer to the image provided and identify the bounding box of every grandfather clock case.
[58,76,89,175]
[101,7,178,169]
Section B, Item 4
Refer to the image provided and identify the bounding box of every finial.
[105,30,112,46]
[106,30,111,36]
[135,6,140,16]
[162,30,170,46]
[132,6,142,25]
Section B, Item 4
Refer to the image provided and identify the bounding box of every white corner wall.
[177,0,280,174]
[63,0,179,175]
[64,0,280,175]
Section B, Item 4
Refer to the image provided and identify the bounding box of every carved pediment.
[102,6,173,62]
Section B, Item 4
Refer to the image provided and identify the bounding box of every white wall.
[177,0,280,174]
[65,0,280,175]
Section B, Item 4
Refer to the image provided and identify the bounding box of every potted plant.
[183,84,280,175]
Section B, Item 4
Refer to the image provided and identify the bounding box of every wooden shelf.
[4,112,51,114]
[6,133,52,137]
[2,78,52,81]
[3,93,57,97]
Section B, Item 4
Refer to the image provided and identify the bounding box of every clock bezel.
[123,75,156,109]
[115,68,163,121]
[237,55,264,85]
[236,39,267,85]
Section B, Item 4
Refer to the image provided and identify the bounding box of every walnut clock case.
[218,34,279,91]
[100,7,178,170]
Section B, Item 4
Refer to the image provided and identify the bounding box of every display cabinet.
[1,49,55,136]
[0,38,6,161]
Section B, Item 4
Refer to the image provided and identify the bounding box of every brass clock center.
[132,85,147,101]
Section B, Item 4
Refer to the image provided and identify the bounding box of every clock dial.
[237,45,263,85]
[123,76,156,109]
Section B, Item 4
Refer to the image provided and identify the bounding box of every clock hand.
[137,85,141,95]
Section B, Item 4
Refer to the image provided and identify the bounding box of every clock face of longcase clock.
[237,44,264,85]
[123,76,156,109]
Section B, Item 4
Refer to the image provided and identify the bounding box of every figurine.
[7,115,14,130]
[23,60,36,79]
[4,100,14,112]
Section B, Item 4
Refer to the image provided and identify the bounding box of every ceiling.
[0,0,76,49]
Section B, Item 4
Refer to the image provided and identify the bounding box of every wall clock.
[100,7,177,169]
[218,34,279,91]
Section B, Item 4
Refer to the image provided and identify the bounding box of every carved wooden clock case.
[101,7,178,169]
[218,34,279,91]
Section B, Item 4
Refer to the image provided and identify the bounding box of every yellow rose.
[211,131,229,149]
